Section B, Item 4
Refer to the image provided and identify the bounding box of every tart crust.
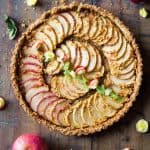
[10,2,142,136]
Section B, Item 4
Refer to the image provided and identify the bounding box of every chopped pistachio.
[136,119,149,133]
[26,0,38,6]
[139,8,148,18]
[44,51,55,63]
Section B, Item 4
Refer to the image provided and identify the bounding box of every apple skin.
[131,0,145,4]
[12,133,48,150]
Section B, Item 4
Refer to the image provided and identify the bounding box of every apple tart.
[10,3,142,135]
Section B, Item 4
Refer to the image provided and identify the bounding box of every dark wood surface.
[0,0,150,150]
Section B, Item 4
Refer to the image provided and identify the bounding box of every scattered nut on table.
[0,97,6,109]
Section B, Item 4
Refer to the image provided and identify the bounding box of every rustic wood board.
[0,0,150,149]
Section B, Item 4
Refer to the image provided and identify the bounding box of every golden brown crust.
[10,2,142,136]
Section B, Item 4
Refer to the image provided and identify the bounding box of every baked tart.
[10,2,142,135]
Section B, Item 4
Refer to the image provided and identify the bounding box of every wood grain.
[0,0,150,150]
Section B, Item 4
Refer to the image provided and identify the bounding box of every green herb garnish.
[96,85,123,102]
[44,51,55,63]
[78,74,89,90]
[63,62,71,76]
[4,15,17,40]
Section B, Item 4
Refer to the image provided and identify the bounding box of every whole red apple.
[12,133,47,150]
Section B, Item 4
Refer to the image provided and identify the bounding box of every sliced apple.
[47,18,64,44]
[61,12,75,35]
[31,92,55,112]
[58,109,70,126]
[34,31,53,51]
[23,80,44,93]
[78,43,90,68]
[119,59,136,75]
[45,60,60,75]
[94,49,102,71]
[37,96,58,116]
[92,17,103,40]
[107,27,119,46]
[119,70,135,80]
[44,99,63,121]
[110,75,135,87]
[114,44,133,66]
[42,25,57,49]
[55,14,70,36]
[103,96,123,109]
[65,40,77,65]
[86,44,97,72]
[53,100,70,125]
[71,101,82,128]
[21,56,42,67]
[74,42,81,68]
[88,16,99,39]
[77,14,90,39]
[25,85,49,103]
[61,44,71,61]
[21,64,42,74]
[102,32,123,54]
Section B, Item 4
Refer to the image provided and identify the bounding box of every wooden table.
[0,0,150,150]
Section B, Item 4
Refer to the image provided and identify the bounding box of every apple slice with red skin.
[74,42,81,68]
[52,100,70,125]
[25,85,49,103]
[65,40,77,66]
[61,44,71,62]
[44,99,64,121]
[30,91,55,112]
[37,96,58,116]
[21,56,42,67]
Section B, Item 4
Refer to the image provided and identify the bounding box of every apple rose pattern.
[11,3,142,135]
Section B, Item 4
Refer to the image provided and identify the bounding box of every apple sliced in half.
[25,85,49,103]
